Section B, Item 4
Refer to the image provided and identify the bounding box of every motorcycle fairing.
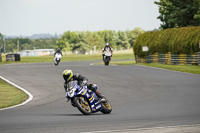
[80,86,102,112]
[66,81,102,113]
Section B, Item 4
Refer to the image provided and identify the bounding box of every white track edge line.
[80,124,200,133]
[0,75,33,111]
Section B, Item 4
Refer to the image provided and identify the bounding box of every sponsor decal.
[96,105,101,109]
[90,98,94,103]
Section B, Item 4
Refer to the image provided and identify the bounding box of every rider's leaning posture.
[63,70,105,103]
[102,43,113,60]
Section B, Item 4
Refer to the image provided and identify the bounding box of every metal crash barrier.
[136,52,200,65]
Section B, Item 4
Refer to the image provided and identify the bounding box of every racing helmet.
[105,43,109,46]
[63,69,73,82]
[56,48,61,52]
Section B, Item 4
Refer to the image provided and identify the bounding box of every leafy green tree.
[117,31,130,49]
[127,28,145,47]
[75,32,89,53]
[86,32,104,50]
[56,31,78,51]
[99,30,117,49]
[56,29,145,52]
[6,43,16,52]
[155,0,200,29]
[56,38,71,51]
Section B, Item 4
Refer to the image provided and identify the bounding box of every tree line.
[0,28,144,53]
[56,28,144,53]
[0,37,57,53]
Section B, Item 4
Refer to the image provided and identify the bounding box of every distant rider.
[102,43,113,60]
[63,69,105,102]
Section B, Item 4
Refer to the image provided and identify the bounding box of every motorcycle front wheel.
[104,57,110,66]
[74,96,91,115]
[101,98,112,114]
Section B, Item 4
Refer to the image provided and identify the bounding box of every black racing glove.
[80,80,88,86]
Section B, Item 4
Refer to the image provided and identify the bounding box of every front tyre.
[104,60,109,66]
[74,97,91,115]
[54,60,58,65]
[104,57,110,66]
[101,98,112,114]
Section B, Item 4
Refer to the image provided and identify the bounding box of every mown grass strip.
[0,53,134,65]
[140,63,200,75]
[94,60,136,65]
[0,79,28,109]
[110,60,136,65]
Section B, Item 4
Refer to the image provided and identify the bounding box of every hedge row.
[133,27,200,57]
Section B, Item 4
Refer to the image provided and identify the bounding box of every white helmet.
[105,43,109,46]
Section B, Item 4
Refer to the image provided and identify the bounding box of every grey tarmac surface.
[0,61,200,133]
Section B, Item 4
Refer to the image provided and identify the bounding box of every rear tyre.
[101,98,112,114]
[74,97,91,115]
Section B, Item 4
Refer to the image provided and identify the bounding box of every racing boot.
[95,90,106,102]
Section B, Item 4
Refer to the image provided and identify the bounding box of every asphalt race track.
[0,61,200,133]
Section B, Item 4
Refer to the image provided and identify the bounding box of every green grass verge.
[95,60,136,65]
[140,63,200,74]
[110,60,136,65]
[0,79,28,109]
[0,53,134,65]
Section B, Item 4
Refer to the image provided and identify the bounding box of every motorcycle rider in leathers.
[63,69,105,105]
[102,43,113,60]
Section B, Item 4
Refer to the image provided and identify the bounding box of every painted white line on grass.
[0,76,33,111]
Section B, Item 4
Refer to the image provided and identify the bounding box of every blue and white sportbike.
[66,81,112,115]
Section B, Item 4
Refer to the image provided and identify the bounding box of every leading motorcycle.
[66,81,112,115]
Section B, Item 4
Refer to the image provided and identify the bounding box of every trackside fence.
[136,52,200,65]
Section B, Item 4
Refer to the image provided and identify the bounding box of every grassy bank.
[0,79,28,109]
[141,63,200,74]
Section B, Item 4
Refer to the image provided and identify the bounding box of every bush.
[134,27,200,57]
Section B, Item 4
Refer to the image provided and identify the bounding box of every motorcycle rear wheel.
[74,96,91,115]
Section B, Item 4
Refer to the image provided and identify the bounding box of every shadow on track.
[44,113,104,116]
